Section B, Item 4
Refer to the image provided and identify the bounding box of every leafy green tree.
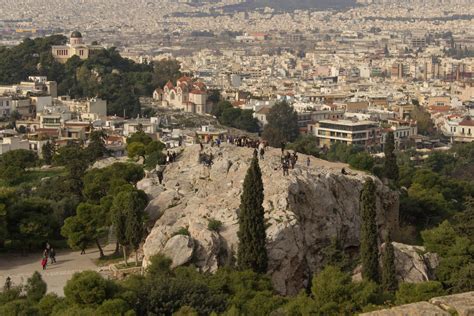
[173,306,198,316]
[152,59,181,89]
[220,107,241,126]
[25,271,47,301]
[8,198,57,249]
[38,293,63,316]
[262,101,299,146]
[212,101,232,118]
[41,141,55,165]
[64,271,117,306]
[0,299,38,316]
[395,281,445,304]
[287,134,320,157]
[349,152,375,172]
[61,203,108,257]
[0,149,38,170]
[360,178,379,283]
[87,130,108,162]
[127,130,153,145]
[311,266,377,314]
[111,189,148,264]
[383,131,399,181]
[381,234,398,292]
[145,141,165,155]
[127,142,146,160]
[97,298,132,316]
[237,155,267,273]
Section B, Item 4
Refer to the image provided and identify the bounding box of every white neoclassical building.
[51,31,102,63]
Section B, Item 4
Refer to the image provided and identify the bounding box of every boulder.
[142,144,399,295]
[392,242,438,283]
[162,235,195,268]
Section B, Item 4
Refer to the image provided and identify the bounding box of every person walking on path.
[41,254,48,270]
[49,247,56,264]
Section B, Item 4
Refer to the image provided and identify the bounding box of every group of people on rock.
[41,241,56,270]
[281,151,298,176]
[165,151,177,164]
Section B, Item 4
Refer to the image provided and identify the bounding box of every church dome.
[70,31,82,38]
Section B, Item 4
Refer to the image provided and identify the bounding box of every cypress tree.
[360,178,379,283]
[237,154,267,273]
[383,131,399,181]
[381,232,398,292]
[42,141,54,165]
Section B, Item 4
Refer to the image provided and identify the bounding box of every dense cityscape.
[0,0,473,315]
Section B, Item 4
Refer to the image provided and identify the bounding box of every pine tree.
[25,271,47,301]
[383,131,399,181]
[381,232,398,292]
[360,178,379,283]
[237,154,267,273]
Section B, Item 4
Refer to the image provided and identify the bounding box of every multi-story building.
[0,96,11,118]
[309,119,381,149]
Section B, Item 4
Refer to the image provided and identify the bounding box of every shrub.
[172,227,190,237]
[208,219,223,232]
[395,281,445,305]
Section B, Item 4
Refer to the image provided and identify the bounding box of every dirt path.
[0,245,115,296]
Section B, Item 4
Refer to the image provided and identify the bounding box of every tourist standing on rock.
[157,169,164,185]
[282,159,289,176]
[306,157,310,167]
[259,147,265,160]
[281,142,286,154]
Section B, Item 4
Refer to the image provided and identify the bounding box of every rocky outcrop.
[141,144,399,295]
[391,242,438,283]
[162,235,195,268]
[361,291,474,316]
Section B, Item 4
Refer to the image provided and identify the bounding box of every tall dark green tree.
[262,101,299,147]
[384,131,399,182]
[111,189,148,265]
[41,141,54,165]
[359,178,379,283]
[237,154,267,273]
[381,232,398,292]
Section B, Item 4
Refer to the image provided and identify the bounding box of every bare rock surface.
[361,292,474,316]
[141,144,399,295]
[162,235,194,268]
[391,242,439,283]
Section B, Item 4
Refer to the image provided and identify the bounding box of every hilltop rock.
[361,291,474,316]
[140,144,399,295]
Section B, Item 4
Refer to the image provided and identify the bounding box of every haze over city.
[0,0,473,315]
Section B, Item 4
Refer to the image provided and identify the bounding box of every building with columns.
[51,31,102,63]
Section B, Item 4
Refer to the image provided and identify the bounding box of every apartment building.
[309,119,381,148]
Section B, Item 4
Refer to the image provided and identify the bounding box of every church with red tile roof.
[153,76,210,114]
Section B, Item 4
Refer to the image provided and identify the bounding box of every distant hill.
[222,0,358,12]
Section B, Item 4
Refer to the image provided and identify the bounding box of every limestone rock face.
[142,144,399,295]
[162,235,194,268]
[391,242,439,283]
[361,291,474,316]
